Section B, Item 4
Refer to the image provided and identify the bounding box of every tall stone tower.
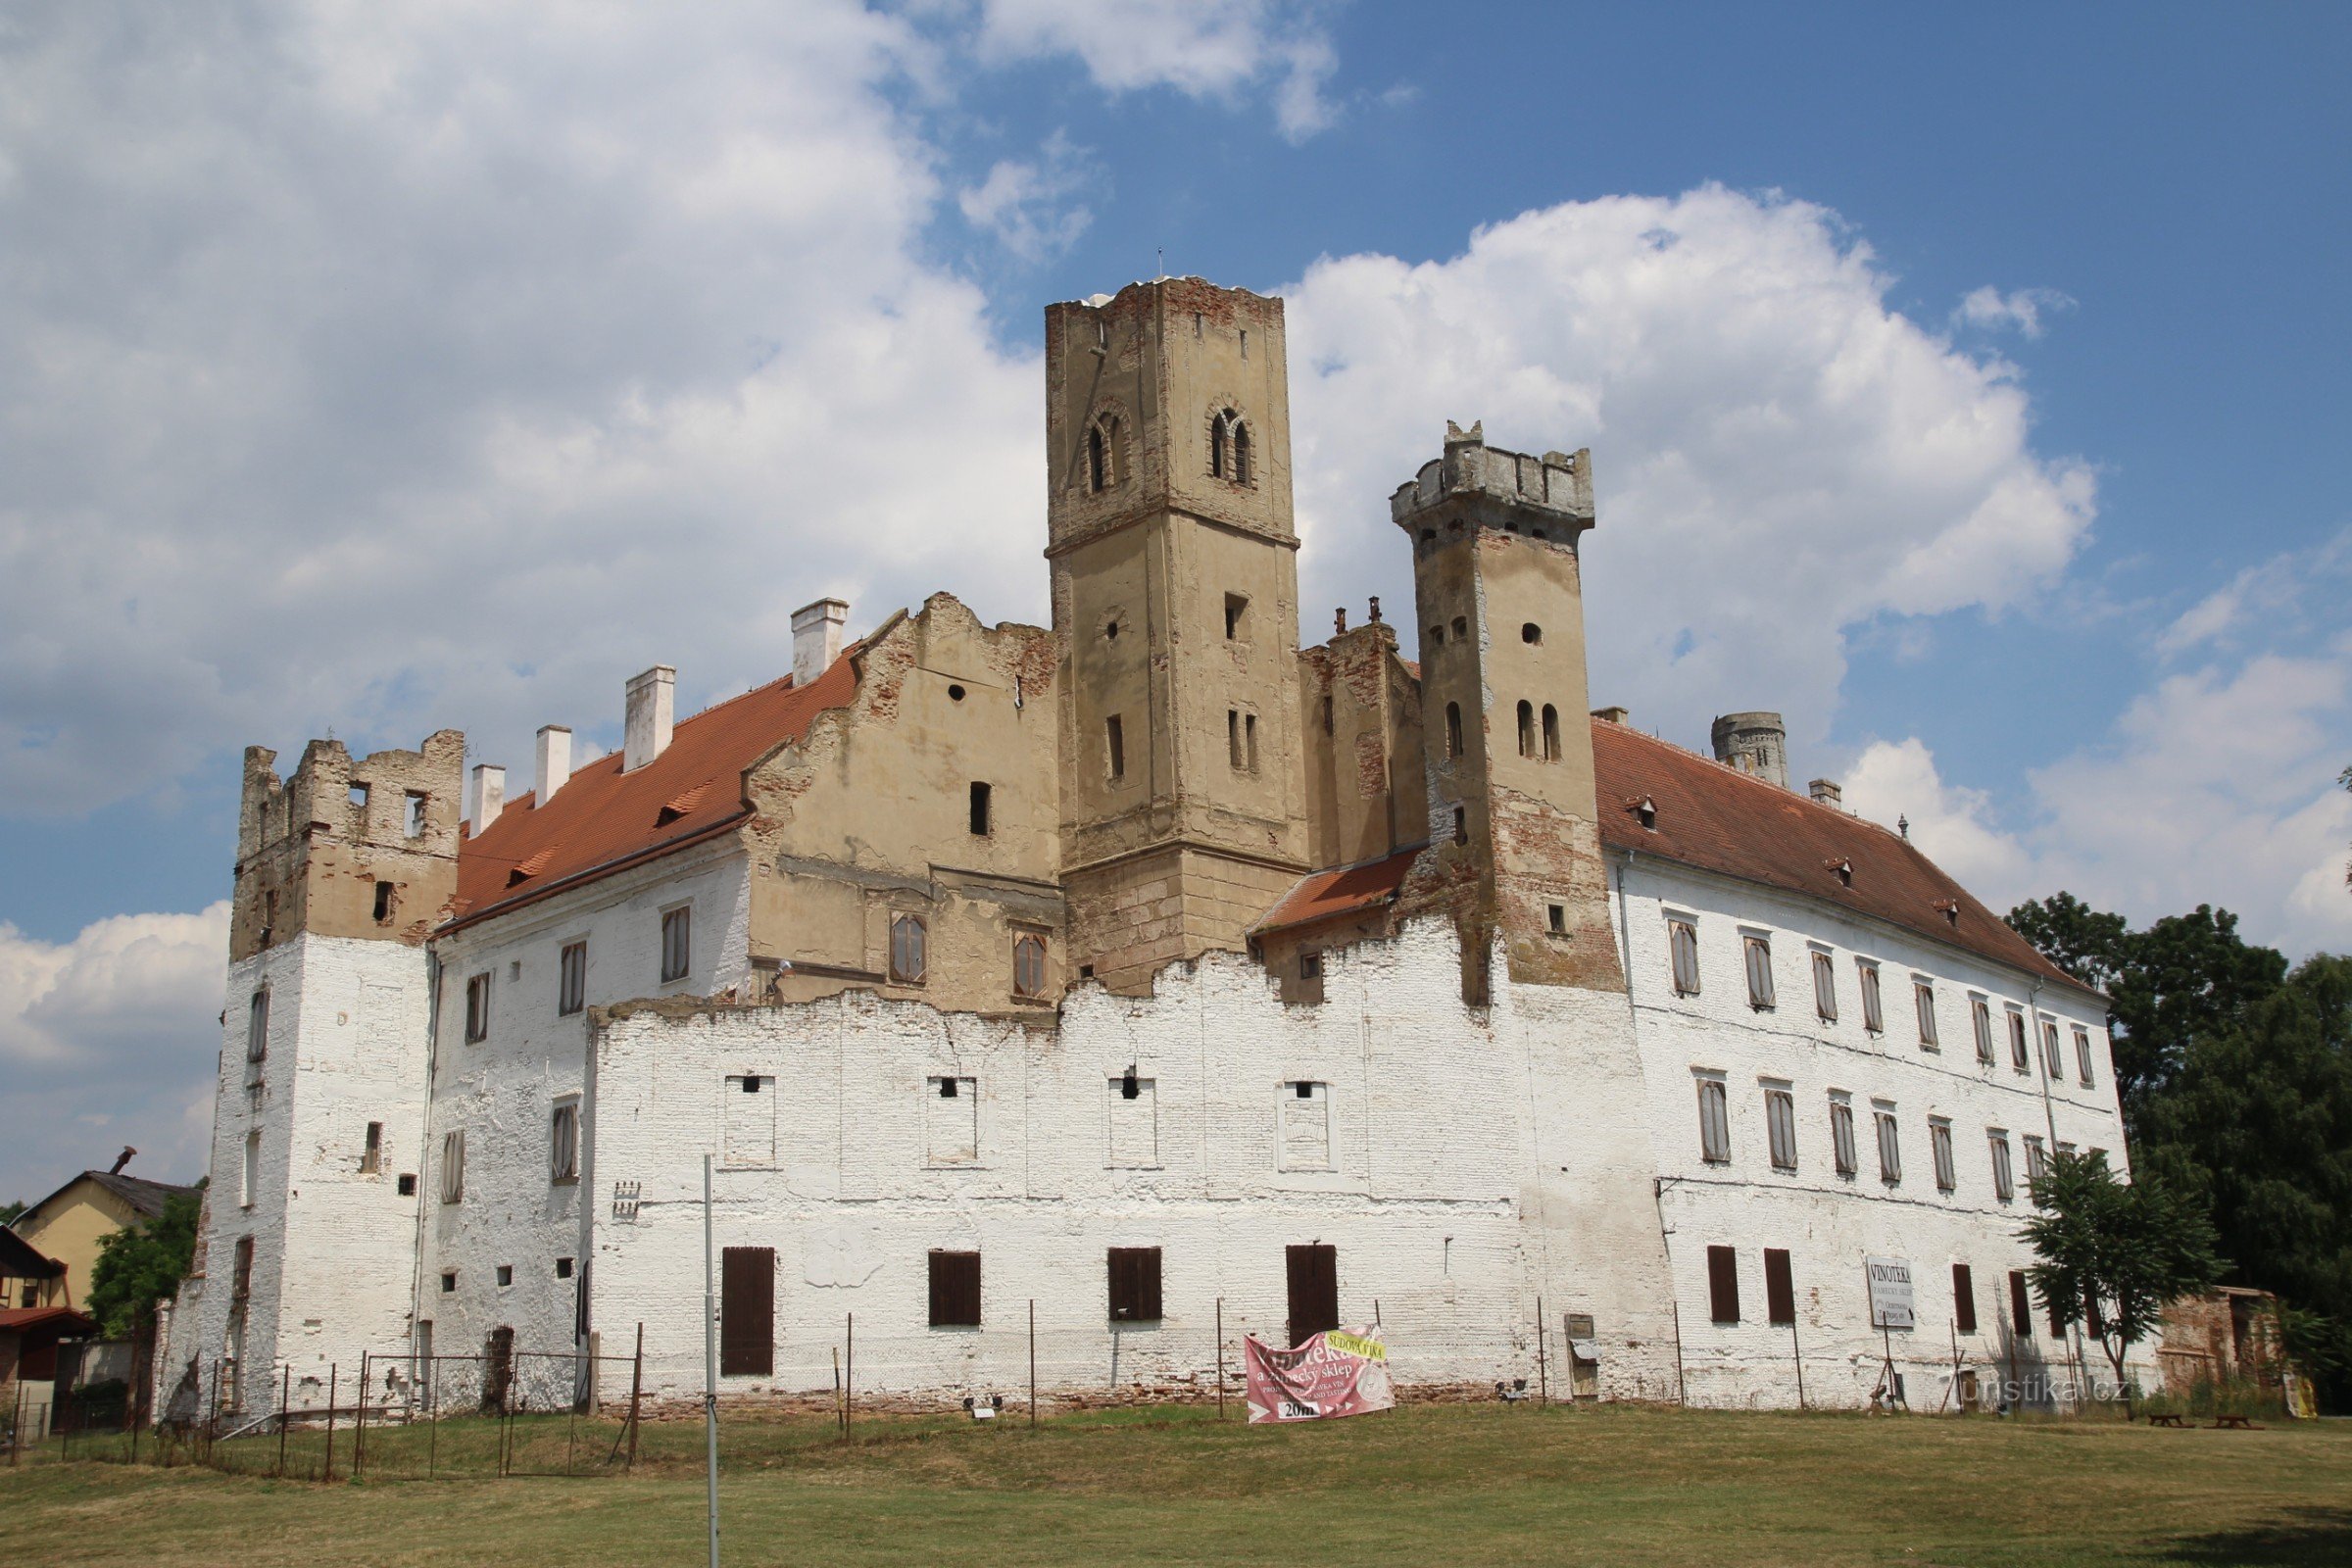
[1046,278,1308,993]
[1395,422,1625,998]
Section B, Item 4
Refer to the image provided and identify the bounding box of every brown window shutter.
[1286,1245,1339,1345]
[2009,1270,2033,1340]
[1952,1264,1977,1335]
[718,1247,774,1376]
[1706,1246,1740,1324]
[1108,1247,1163,1322]
[1762,1248,1794,1326]
[930,1250,981,1327]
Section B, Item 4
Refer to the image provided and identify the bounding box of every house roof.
[18,1170,195,1231]
[446,653,862,932]
[1252,844,1427,936]
[1591,718,2089,998]
[0,1228,64,1280]
[0,1306,97,1337]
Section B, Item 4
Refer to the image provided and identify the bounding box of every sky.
[2,0,2347,1202]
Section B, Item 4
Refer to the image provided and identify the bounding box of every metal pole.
[704,1153,720,1568]
[323,1363,337,1482]
[1669,1299,1688,1405]
[11,1380,23,1467]
[277,1364,290,1476]
[831,1348,842,1438]
[1537,1295,1548,1406]
[425,1351,438,1479]
[1215,1298,1225,1420]
[844,1312,854,1442]
[626,1323,645,1472]
[1790,1316,1807,1411]
[355,1352,368,1479]
[1028,1299,1037,1430]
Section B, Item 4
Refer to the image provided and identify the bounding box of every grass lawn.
[4,1401,2349,1566]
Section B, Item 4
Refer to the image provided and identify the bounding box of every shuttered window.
[2024,1134,2049,1192]
[1952,1264,1978,1335]
[719,1247,775,1376]
[1812,952,1838,1022]
[1706,1246,1740,1324]
[1668,919,1700,996]
[1915,982,1939,1050]
[1286,1244,1340,1345]
[2009,1270,2034,1340]
[1857,960,1884,1034]
[661,906,691,984]
[1830,1098,1857,1177]
[1107,1247,1163,1322]
[1743,935,1776,1010]
[1012,934,1047,1000]
[2073,1026,2094,1086]
[1764,1088,1797,1171]
[1931,1120,1956,1193]
[1763,1248,1795,1326]
[890,914,927,985]
[1696,1079,1731,1164]
[1972,999,1994,1063]
[440,1128,465,1203]
[928,1250,981,1327]
[2008,1009,2030,1072]
[559,941,587,1016]
[1989,1132,2015,1200]
[1874,1109,1901,1184]
[2041,1020,2063,1077]
[550,1100,579,1183]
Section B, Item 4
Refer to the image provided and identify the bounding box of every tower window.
[373,880,395,923]
[1239,328,1248,360]
[1543,705,1561,761]
[1088,424,1105,492]
[969,781,992,836]
[1225,593,1249,640]
[1209,409,1250,484]
[1321,694,1334,735]
[1452,806,1467,845]
[349,782,369,810]
[404,792,427,837]
[1105,715,1126,781]
[1233,421,1251,485]
[1522,622,1542,644]
[889,913,928,985]
[1451,615,1467,640]
[1446,702,1464,760]
[1209,411,1228,478]
[1228,710,1257,773]
[1088,415,1121,492]
[1428,624,1444,647]
[1517,701,1535,759]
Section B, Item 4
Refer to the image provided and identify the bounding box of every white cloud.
[974,0,1338,137]
[1955,285,2075,339]
[957,130,1097,261]
[1282,187,2099,755]
[2157,529,2352,658]
[1843,738,2035,896]
[0,903,228,1199]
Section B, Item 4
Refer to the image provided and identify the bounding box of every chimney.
[623,666,675,773]
[1592,706,1630,725]
[535,725,572,804]
[110,1146,135,1175]
[470,762,506,832]
[1809,777,1843,810]
[1710,710,1789,789]
[792,599,849,687]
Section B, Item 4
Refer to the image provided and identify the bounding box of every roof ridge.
[1601,720,1915,846]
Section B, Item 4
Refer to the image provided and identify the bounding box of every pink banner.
[1243,1327,1396,1424]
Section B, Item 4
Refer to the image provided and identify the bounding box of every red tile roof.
[1253,844,1426,936]
[1592,719,2088,997]
[0,1306,95,1335]
[446,655,860,932]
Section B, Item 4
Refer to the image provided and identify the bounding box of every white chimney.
[623,666,674,772]
[1809,778,1844,810]
[470,762,506,833]
[792,599,850,686]
[535,725,572,804]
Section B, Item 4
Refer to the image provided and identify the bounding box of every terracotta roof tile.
[1253,844,1425,935]
[448,653,859,931]
[1591,719,2087,996]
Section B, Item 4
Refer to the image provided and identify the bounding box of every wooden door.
[720,1247,776,1375]
[1285,1245,1339,1346]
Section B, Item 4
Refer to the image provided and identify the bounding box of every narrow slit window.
[1542,705,1560,760]
[361,1121,382,1175]
[661,906,691,984]
[1087,424,1106,491]
[969,781,992,836]
[1105,714,1126,782]
[1245,712,1258,773]
[1451,806,1467,845]
[1232,420,1251,484]
[1517,701,1535,758]
[559,941,587,1016]
[465,973,490,1043]
[1229,710,1244,770]
[1446,702,1464,760]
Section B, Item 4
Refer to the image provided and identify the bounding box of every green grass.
[6,1402,2349,1566]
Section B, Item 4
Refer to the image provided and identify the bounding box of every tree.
[2021,1150,2222,1405]
[0,1199,24,1226]
[2007,892,2130,994]
[85,1188,202,1340]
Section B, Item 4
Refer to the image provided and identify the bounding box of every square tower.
[1046,278,1308,992]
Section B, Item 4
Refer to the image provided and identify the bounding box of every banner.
[1865,1256,1916,1330]
[1244,1327,1395,1424]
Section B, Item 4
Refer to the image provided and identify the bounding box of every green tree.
[2021,1150,2222,1405]
[0,1199,24,1226]
[2007,892,2131,994]
[85,1187,203,1340]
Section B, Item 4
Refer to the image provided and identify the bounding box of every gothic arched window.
[1209,411,1229,479]
[1517,701,1536,759]
[1232,419,1251,485]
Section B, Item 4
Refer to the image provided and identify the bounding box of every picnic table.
[2145,1413,2186,1428]
[2213,1414,2260,1430]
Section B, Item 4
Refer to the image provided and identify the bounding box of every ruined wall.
[1298,619,1419,870]
[1617,854,2140,1409]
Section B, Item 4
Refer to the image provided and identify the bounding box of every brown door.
[1286,1245,1339,1346]
[720,1248,776,1375]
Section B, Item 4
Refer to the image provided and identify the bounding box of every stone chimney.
[623,666,674,773]
[792,599,849,687]
[1592,706,1630,725]
[1711,711,1789,789]
[1809,777,1843,810]
[535,725,572,804]
[470,762,506,832]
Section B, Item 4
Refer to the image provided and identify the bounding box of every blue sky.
[2,0,2347,1199]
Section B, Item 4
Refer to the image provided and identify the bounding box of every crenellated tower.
[1046,277,1309,992]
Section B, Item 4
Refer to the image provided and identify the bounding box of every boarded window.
[465,972,490,1042]
[1874,1109,1901,1184]
[2009,1270,2034,1340]
[1931,1120,1956,1193]
[1915,982,1939,1050]
[440,1128,465,1203]
[719,1248,774,1375]
[1764,1088,1797,1171]
[929,1250,981,1327]
[1763,1248,1795,1326]
[559,941,586,1016]
[1696,1078,1731,1164]
[889,914,927,984]
[1669,919,1700,996]
[1972,999,1994,1063]
[926,1076,978,1164]
[1857,961,1884,1034]
[1989,1131,2015,1200]
[1012,934,1047,1000]
[2074,1026,2094,1086]
[1952,1264,1978,1335]
[1812,952,1838,1021]
[1742,935,1775,1009]
[661,906,691,984]
[1706,1245,1740,1324]
[550,1100,579,1182]
[1285,1244,1339,1345]
[725,1075,775,1167]
[1106,1075,1158,1167]
[2008,1009,2030,1072]
[1830,1098,1857,1177]
[1105,714,1125,781]
[1279,1081,1332,1170]
[1107,1247,1163,1322]
[969,781,992,836]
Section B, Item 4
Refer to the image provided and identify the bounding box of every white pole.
[705,1153,719,1567]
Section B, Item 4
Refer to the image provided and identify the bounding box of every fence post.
[277,1364,291,1477]
[10,1380,22,1466]
[844,1312,854,1443]
[425,1352,438,1480]
[323,1363,337,1483]
[1537,1294,1548,1406]
[1215,1298,1225,1421]
[354,1352,368,1479]
[625,1324,644,1472]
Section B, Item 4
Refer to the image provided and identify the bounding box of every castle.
[166,277,2130,1416]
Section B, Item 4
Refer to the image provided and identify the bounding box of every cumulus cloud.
[0,904,228,1199]
[1954,284,2075,339]
[974,0,1338,138]
[957,130,1098,262]
[1843,739,2035,896]
[1282,188,2099,753]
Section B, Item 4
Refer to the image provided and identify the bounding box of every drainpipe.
[406,947,443,1369]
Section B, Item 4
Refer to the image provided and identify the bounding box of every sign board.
[1244,1326,1396,1424]
[1865,1255,1916,1330]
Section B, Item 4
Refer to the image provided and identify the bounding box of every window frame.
[1873,1106,1902,1185]
[1930,1118,1956,1194]
[1764,1086,1798,1172]
[1706,1245,1740,1325]
[1989,1130,2015,1201]
[1668,918,1701,997]
[464,972,491,1044]
[928,1250,983,1328]
[660,905,692,985]
[1011,932,1048,1001]
[1830,1096,1858,1178]
[1742,933,1776,1011]
[1914,980,1939,1051]
[558,940,587,1017]
[2073,1025,2095,1087]
[1972,998,1994,1064]
[889,912,928,986]
[1106,1247,1164,1323]
[1695,1077,1732,1165]
[1857,959,1885,1035]
[1811,950,1838,1022]
[550,1098,580,1185]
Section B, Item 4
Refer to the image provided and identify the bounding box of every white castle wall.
[1612,850,2143,1409]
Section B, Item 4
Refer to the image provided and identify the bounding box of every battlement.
[1390,421,1593,535]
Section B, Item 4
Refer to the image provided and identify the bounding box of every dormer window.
[1829,858,1852,888]
[1630,795,1657,831]
[1936,899,1961,927]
